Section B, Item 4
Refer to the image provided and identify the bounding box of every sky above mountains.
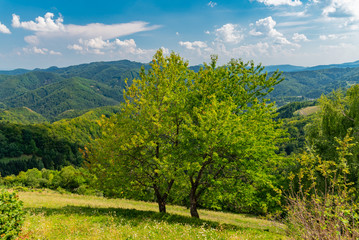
[0,0,358,70]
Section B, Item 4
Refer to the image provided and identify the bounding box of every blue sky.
[0,0,359,69]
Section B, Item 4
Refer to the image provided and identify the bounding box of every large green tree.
[85,50,284,218]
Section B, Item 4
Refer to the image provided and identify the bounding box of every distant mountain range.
[3,59,359,75]
[1,58,359,123]
[264,60,359,72]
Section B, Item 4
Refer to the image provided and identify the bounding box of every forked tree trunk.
[154,188,167,213]
[153,179,175,213]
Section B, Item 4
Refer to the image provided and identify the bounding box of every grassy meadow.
[16,190,287,239]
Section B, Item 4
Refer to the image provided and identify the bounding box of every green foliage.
[0,122,82,176]
[0,190,25,239]
[86,50,192,213]
[85,50,286,218]
[306,85,359,190]
[0,107,47,124]
[4,77,121,120]
[0,167,100,196]
[286,134,359,239]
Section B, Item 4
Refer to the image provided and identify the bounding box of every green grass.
[17,190,287,239]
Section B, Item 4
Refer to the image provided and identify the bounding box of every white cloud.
[179,41,208,50]
[292,33,308,42]
[33,47,47,54]
[215,24,242,44]
[0,22,11,34]
[67,44,83,51]
[278,11,307,17]
[255,0,302,6]
[68,37,161,58]
[319,34,346,40]
[208,1,217,7]
[115,39,136,48]
[179,41,207,50]
[323,0,359,20]
[81,37,112,49]
[12,13,65,32]
[12,12,160,42]
[22,46,61,55]
[251,16,283,38]
[49,50,62,55]
[24,35,39,45]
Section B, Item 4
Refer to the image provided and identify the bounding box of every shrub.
[0,190,25,239]
[286,134,359,239]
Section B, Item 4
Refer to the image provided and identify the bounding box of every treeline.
[0,122,82,176]
[1,166,99,196]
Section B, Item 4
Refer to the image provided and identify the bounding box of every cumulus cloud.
[179,41,208,50]
[250,16,283,38]
[12,12,160,42]
[115,39,136,48]
[12,13,65,32]
[81,37,112,49]
[255,0,302,6]
[292,33,308,42]
[0,22,11,34]
[323,0,359,20]
[215,24,242,44]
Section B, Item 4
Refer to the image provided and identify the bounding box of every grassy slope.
[294,105,320,116]
[18,190,287,239]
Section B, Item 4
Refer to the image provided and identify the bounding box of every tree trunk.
[158,198,166,213]
[190,188,200,218]
[153,183,168,213]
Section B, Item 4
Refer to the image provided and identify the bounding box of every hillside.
[1,59,359,121]
[43,59,147,87]
[270,67,359,106]
[2,77,122,120]
[17,190,286,239]
[0,107,47,124]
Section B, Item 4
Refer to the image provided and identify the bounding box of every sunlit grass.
[17,190,287,239]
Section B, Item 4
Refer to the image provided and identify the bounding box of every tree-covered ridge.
[3,77,122,120]
[0,105,121,176]
[43,59,147,87]
[0,107,47,124]
[271,67,359,105]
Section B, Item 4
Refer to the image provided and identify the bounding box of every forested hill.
[1,59,359,122]
[270,67,359,106]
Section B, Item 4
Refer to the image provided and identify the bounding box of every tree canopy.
[85,50,284,218]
